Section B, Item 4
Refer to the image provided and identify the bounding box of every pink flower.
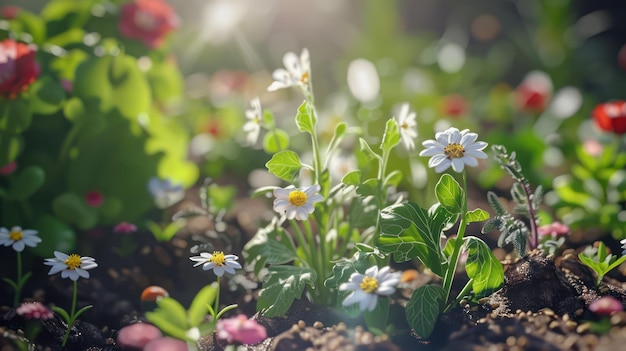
[0,161,17,175]
[119,0,178,49]
[589,296,623,316]
[1,6,19,20]
[16,302,53,320]
[0,39,40,98]
[144,337,188,351]
[117,323,162,349]
[582,139,603,157]
[216,314,267,345]
[114,222,137,234]
[537,221,569,239]
[60,79,73,92]
[84,190,104,208]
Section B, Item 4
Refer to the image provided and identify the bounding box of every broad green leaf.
[154,297,188,327]
[6,166,45,201]
[380,118,400,152]
[295,100,316,134]
[384,170,403,188]
[243,222,298,275]
[188,284,218,327]
[464,237,504,297]
[29,76,66,115]
[257,266,317,317]
[406,285,446,338]
[356,178,380,198]
[63,97,86,121]
[348,194,378,229]
[52,193,98,230]
[377,202,453,276]
[265,150,302,181]
[341,170,361,186]
[465,209,490,223]
[262,110,275,127]
[145,310,189,341]
[30,215,76,257]
[263,129,290,153]
[435,174,464,214]
[0,97,31,133]
[0,133,21,167]
[324,251,374,289]
[359,138,381,161]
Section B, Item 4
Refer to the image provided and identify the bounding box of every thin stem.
[442,173,469,300]
[14,251,22,307]
[289,219,312,267]
[61,280,79,346]
[215,277,220,321]
[521,181,539,250]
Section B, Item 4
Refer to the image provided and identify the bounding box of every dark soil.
[2,210,626,351]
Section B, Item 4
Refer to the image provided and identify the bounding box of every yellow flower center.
[65,254,82,270]
[9,229,23,241]
[288,190,308,207]
[211,251,226,266]
[300,71,309,84]
[360,276,379,294]
[444,143,465,159]
[401,122,409,130]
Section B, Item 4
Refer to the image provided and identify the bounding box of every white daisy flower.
[0,226,41,252]
[243,97,262,145]
[44,251,98,281]
[273,184,323,221]
[267,48,310,92]
[190,251,242,277]
[339,266,400,312]
[395,103,418,150]
[419,127,488,173]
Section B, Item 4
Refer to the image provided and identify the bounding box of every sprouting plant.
[373,128,503,338]
[0,226,41,307]
[243,48,414,317]
[146,251,241,348]
[578,241,626,286]
[482,144,543,257]
[145,284,235,350]
[43,251,98,347]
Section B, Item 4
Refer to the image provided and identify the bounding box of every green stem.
[289,219,312,268]
[445,278,474,312]
[61,280,78,347]
[14,251,22,307]
[58,123,82,164]
[442,173,469,300]
[215,277,220,321]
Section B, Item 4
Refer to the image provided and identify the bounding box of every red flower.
[592,100,626,135]
[442,94,468,117]
[84,190,104,208]
[1,6,20,19]
[0,161,17,175]
[514,71,552,113]
[119,0,178,49]
[0,39,40,98]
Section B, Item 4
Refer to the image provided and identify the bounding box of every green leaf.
[341,170,362,186]
[295,101,316,134]
[29,76,66,115]
[356,178,380,198]
[463,237,504,297]
[154,297,188,327]
[464,209,490,223]
[359,138,381,161]
[2,277,17,290]
[257,266,317,317]
[72,305,93,321]
[263,129,290,153]
[145,309,190,341]
[30,215,76,257]
[63,97,86,122]
[265,150,302,181]
[324,251,374,289]
[52,193,98,230]
[406,285,446,338]
[380,118,400,152]
[52,307,71,324]
[435,174,464,214]
[188,284,218,326]
[0,97,32,133]
[243,221,298,275]
[486,191,506,216]
[384,170,403,188]
[6,166,45,200]
[376,202,453,276]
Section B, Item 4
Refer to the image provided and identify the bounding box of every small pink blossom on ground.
[84,190,104,208]
[16,302,53,320]
[117,323,162,349]
[216,314,267,345]
[143,337,188,351]
[537,221,570,238]
[589,296,623,315]
[0,161,17,175]
[113,222,137,234]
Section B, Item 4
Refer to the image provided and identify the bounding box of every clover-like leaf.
[376,202,453,276]
[435,174,464,214]
[464,236,504,297]
[295,100,316,135]
[263,129,290,153]
[406,285,446,338]
[464,208,490,223]
[257,265,317,317]
[265,150,302,181]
